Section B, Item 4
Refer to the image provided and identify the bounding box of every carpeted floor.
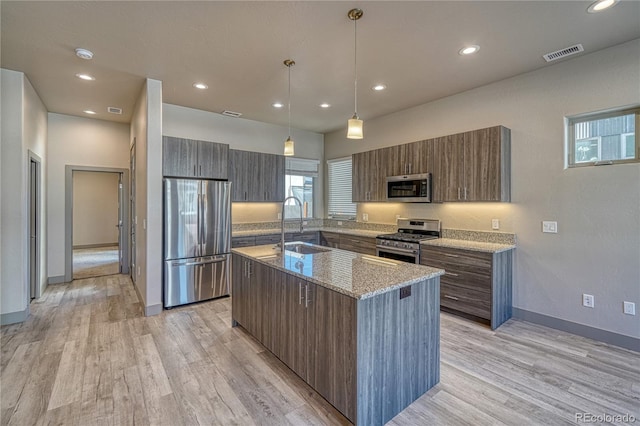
[72,245,120,279]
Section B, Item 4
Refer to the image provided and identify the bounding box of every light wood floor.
[73,246,120,280]
[2,274,638,425]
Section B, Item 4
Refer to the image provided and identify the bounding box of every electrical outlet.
[277,213,282,220]
[302,220,308,226]
[400,285,412,299]
[362,213,369,222]
[582,294,594,308]
[542,221,558,233]
[492,219,500,230]
[337,221,343,226]
[623,301,636,315]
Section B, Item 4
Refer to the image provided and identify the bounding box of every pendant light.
[347,8,364,139]
[284,59,295,156]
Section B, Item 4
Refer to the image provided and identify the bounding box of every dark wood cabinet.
[352,150,384,202]
[162,136,228,179]
[319,232,376,255]
[432,126,510,202]
[232,232,318,248]
[285,232,319,244]
[383,140,432,177]
[229,149,285,202]
[420,245,512,329]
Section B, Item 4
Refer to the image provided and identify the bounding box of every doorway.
[28,151,42,300]
[64,166,129,282]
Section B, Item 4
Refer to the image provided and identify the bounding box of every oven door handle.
[376,246,418,256]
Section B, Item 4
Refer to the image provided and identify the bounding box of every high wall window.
[567,106,639,167]
[284,157,318,219]
[327,157,356,219]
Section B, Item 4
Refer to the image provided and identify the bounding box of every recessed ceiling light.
[372,84,387,91]
[319,103,331,108]
[75,48,94,60]
[193,82,208,90]
[587,0,618,13]
[459,45,480,55]
[83,110,96,115]
[273,102,284,108]
[75,73,95,81]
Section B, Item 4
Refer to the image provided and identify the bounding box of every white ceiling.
[2,1,639,134]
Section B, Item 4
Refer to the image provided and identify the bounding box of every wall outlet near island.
[492,219,500,230]
[277,212,282,220]
[623,301,636,315]
[582,294,594,308]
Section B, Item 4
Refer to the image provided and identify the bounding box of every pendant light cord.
[353,17,358,116]
[288,63,292,138]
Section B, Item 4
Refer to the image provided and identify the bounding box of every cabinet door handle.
[299,282,304,305]
[193,165,196,176]
[244,191,247,201]
[446,272,459,277]
[457,187,461,200]
[444,295,459,300]
[305,285,311,308]
[464,187,468,200]
[199,165,202,176]
[444,253,459,258]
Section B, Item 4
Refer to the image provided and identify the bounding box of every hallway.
[73,245,120,280]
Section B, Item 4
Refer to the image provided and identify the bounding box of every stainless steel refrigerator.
[163,178,231,308]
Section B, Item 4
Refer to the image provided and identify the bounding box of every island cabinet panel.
[162,136,229,179]
[279,274,307,378]
[356,281,440,425]
[306,283,357,422]
[420,245,513,329]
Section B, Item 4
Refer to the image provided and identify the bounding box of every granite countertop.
[232,227,381,238]
[421,238,516,253]
[232,243,444,300]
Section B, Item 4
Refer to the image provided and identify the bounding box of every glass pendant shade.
[347,115,363,139]
[284,136,295,156]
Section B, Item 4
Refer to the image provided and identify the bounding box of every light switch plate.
[582,294,594,308]
[492,219,500,230]
[542,221,558,233]
[362,213,369,222]
[623,301,636,315]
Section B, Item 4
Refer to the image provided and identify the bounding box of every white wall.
[162,104,325,223]
[130,79,163,315]
[1,69,47,323]
[47,114,130,279]
[72,171,119,247]
[325,40,640,339]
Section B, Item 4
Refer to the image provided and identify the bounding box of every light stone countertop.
[232,243,444,300]
[232,227,381,239]
[421,238,516,253]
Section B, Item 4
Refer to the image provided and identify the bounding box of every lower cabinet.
[420,245,512,329]
[231,253,357,422]
[319,231,376,255]
[232,232,318,248]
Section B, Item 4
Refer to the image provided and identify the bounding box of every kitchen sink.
[284,243,330,255]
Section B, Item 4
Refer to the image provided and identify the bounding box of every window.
[284,157,318,219]
[327,157,356,219]
[567,106,639,167]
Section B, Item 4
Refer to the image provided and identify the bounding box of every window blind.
[327,157,356,218]
[285,157,319,178]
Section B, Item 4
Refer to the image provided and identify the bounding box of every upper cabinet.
[352,150,384,202]
[383,140,432,177]
[162,136,229,179]
[432,126,511,202]
[228,149,285,202]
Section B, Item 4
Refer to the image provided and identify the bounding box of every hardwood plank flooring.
[2,274,638,425]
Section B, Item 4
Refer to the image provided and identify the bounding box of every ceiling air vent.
[221,110,242,118]
[107,106,123,115]
[543,44,584,62]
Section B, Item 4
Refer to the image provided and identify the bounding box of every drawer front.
[439,268,491,293]
[320,232,340,247]
[339,235,376,255]
[440,283,491,320]
[286,232,319,244]
[422,246,492,270]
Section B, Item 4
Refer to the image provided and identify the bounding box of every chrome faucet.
[280,196,304,251]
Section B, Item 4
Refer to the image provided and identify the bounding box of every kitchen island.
[231,243,444,426]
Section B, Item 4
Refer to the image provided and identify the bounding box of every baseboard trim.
[1,307,29,325]
[73,243,118,249]
[145,304,163,316]
[48,275,66,284]
[513,308,639,352]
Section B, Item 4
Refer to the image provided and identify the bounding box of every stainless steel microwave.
[386,173,432,202]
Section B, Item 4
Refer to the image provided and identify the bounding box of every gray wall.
[1,69,48,323]
[324,39,640,339]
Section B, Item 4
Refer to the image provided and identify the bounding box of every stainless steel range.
[376,218,441,264]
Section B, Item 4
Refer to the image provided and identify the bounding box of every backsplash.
[322,219,396,233]
[441,228,516,245]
